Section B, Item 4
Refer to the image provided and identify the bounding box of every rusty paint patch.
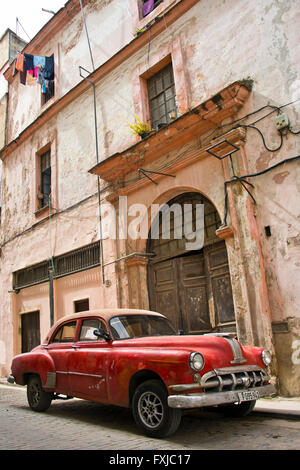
[273,171,289,184]
[211,93,224,110]
[62,19,83,54]
[86,0,113,13]
[287,235,300,248]
[104,130,114,150]
[256,150,273,172]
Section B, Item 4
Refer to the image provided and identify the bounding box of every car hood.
[113,334,264,369]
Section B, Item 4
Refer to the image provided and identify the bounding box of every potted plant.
[134,27,146,37]
[128,115,152,139]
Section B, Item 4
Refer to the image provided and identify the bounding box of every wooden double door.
[148,241,235,334]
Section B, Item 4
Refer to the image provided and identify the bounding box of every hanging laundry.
[37,66,44,85]
[20,53,33,85]
[33,55,46,69]
[16,53,24,72]
[44,56,54,80]
[34,66,42,79]
[19,53,54,95]
[143,0,155,17]
[26,70,36,86]
[20,66,27,85]
[24,53,34,74]
[42,79,54,95]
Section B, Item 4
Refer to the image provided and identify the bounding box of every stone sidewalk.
[255,396,300,417]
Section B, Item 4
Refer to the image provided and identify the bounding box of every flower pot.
[157,123,167,130]
[140,132,150,140]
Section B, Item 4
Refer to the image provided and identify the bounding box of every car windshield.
[109,315,177,340]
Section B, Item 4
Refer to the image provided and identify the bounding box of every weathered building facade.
[0,0,299,396]
[0,29,27,223]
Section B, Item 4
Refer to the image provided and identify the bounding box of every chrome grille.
[199,365,269,393]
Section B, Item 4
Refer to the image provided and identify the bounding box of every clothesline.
[15,52,54,94]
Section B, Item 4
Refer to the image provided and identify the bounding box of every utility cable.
[78,1,106,284]
[79,0,95,71]
[223,155,300,226]
[288,128,300,135]
[237,124,284,153]
[208,98,300,143]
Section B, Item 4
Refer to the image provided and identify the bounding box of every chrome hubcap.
[29,382,41,406]
[138,391,164,429]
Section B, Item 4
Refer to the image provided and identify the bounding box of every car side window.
[79,319,106,341]
[51,321,77,343]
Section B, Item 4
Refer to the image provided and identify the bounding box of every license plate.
[238,390,260,402]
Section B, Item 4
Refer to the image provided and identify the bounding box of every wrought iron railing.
[13,242,100,290]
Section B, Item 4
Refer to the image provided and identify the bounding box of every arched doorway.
[147,192,235,334]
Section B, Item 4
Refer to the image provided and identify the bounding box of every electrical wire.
[288,128,300,135]
[208,98,300,143]
[222,155,300,226]
[79,0,95,72]
[231,155,300,179]
[78,1,106,284]
[237,124,284,152]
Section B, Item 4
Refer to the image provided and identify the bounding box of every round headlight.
[261,349,272,366]
[189,352,205,372]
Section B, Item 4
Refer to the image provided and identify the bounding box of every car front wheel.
[132,379,181,438]
[27,375,53,412]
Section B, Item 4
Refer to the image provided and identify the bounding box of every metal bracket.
[138,168,176,185]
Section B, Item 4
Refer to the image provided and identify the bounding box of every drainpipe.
[49,266,54,327]
[48,195,55,327]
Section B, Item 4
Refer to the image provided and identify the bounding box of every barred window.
[39,150,51,209]
[13,242,100,290]
[147,63,177,130]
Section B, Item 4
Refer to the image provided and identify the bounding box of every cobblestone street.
[1,384,299,451]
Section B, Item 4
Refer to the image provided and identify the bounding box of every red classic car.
[8,309,275,438]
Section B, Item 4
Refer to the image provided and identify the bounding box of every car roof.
[44,309,165,343]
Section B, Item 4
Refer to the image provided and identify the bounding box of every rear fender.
[11,351,56,388]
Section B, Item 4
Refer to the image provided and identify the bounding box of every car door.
[68,318,109,402]
[45,320,77,395]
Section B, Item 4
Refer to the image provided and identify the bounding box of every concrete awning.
[89,81,251,182]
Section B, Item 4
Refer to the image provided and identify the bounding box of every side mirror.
[178,329,185,336]
[93,328,111,342]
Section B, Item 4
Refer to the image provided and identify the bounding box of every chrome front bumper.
[168,384,275,409]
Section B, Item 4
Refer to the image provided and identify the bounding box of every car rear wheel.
[217,399,256,417]
[132,379,181,438]
[27,375,53,412]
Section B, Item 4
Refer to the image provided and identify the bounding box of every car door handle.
[72,345,80,350]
